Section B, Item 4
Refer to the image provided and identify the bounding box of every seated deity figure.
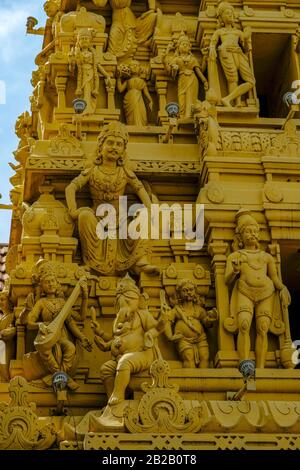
[26,260,92,389]
[163,280,218,368]
[117,61,153,126]
[69,28,111,115]
[65,121,159,276]
[91,0,158,59]
[209,1,256,108]
[224,209,291,368]
[92,274,166,405]
[164,33,208,118]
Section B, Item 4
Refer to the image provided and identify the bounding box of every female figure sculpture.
[26,260,92,389]
[164,34,208,118]
[65,121,159,275]
[91,0,157,59]
[117,61,153,126]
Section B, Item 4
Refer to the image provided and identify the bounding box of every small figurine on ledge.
[163,33,208,119]
[163,279,218,368]
[69,28,112,116]
[117,61,153,126]
[209,1,256,108]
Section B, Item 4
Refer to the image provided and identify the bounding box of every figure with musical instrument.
[27,260,93,389]
[163,279,218,368]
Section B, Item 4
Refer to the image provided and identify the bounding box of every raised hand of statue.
[80,336,93,352]
[280,286,291,308]
[91,320,105,337]
[171,63,179,79]
[207,307,218,322]
[39,323,49,336]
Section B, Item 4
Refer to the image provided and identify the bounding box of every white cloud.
[0,0,45,63]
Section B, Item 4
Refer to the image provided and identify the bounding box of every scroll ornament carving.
[124,359,204,433]
[0,376,56,450]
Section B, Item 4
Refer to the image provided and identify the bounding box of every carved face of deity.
[44,1,59,18]
[102,136,125,163]
[41,274,59,295]
[221,8,235,26]
[129,61,140,76]
[78,33,92,50]
[240,224,260,248]
[179,282,196,302]
[178,38,191,55]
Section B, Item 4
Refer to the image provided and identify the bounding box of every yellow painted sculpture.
[26,260,92,389]
[92,0,157,59]
[209,1,256,107]
[1,0,300,452]
[224,210,290,368]
[92,274,165,405]
[164,33,208,118]
[69,28,111,115]
[163,280,218,368]
[117,61,153,126]
[65,121,159,275]
[26,0,62,47]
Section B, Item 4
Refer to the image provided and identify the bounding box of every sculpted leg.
[237,309,253,361]
[180,348,195,368]
[109,350,154,405]
[255,303,272,368]
[198,342,210,368]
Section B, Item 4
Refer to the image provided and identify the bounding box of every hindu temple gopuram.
[1,0,300,451]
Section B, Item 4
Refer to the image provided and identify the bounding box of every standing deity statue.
[92,274,166,405]
[26,0,62,49]
[91,0,158,59]
[224,210,291,368]
[65,121,159,275]
[209,2,256,107]
[69,28,112,115]
[163,34,208,118]
[26,260,93,389]
[163,280,218,368]
[117,61,153,126]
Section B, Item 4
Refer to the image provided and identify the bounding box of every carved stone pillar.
[156,80,168,125]
[106,78,116,111]
[208,241,235,367]
[16,325,25,360]
[55,76,68,112]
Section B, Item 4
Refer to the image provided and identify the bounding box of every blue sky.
[0,0,46,242]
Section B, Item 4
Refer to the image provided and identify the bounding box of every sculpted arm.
[225,252,240,285]
[267,255,291,306]
[65,170,91,218]
[126,170,152,209]
[209,30,220,59]
[27,300,43,330]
